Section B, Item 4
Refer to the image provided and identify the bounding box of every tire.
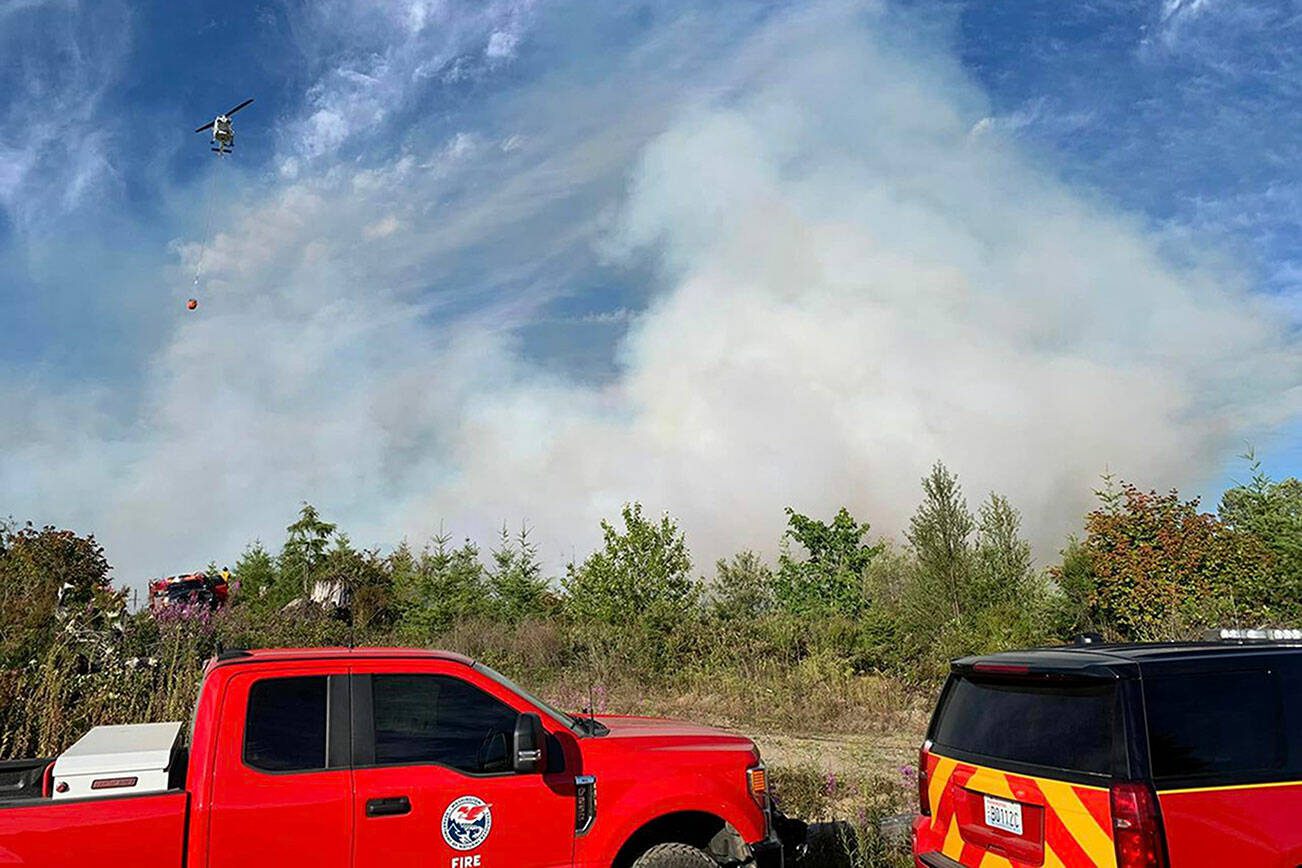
[631,843,718,868]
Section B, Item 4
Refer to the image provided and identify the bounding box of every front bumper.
[751,838,785,868]
[755,812,822,868]
[763,817,864,868]
[751,810,810,868]
[753,807,859,867]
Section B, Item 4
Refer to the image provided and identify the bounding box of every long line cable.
[190,152,223,295]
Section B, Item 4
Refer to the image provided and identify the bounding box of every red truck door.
[207,669,353,868]
[350,665,576,868]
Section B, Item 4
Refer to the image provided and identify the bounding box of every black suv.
[913,637,1302,868]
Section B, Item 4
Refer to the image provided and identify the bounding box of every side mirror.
[513,712,545,774]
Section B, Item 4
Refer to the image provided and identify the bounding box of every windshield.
[473,662,576,730]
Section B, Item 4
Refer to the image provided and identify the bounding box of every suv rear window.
[1144,669,1285,783]
[931,676,1116,776]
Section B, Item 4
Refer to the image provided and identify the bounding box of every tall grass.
[0,606,933,759]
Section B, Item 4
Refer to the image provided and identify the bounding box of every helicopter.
[194,98,253,154]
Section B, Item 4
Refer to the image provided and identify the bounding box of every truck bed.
[0,757,53,802]
[0,789,188,868]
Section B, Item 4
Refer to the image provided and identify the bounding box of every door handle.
[366,795,412,817]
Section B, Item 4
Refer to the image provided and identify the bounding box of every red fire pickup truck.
[0,647,798,868]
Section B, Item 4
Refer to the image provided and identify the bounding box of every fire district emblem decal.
[442,795,493,851]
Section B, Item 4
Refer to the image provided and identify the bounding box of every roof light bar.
[1206,628,1302,641]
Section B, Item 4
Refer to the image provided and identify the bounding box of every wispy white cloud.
[1146,0,1279,55]
[278,0,536,169]
[969,97,1096,142]
[0,0,130,227]
[485,28,520,60]
[535,308,635,325]
[0,0,72,21]
[1161,0,1217,23]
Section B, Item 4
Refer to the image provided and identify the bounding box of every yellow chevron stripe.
[929,755,958,834]
[1043,843,1068,868]
[963,766,1015,800]
[1038,778,1114,865]
[941,810,966,860]
[978,854,1014,868]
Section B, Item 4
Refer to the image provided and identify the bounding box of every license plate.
[983,795,1024,835]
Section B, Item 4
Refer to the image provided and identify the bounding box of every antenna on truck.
[346,571,356,649]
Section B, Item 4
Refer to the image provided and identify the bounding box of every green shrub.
[773,508,882,619]
[562,503,700,635]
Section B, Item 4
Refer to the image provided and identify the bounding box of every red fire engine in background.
[147,569,230,611]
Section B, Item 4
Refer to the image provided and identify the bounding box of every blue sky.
[1,0,1298,586]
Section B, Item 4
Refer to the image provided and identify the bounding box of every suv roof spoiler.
[951,654,1122,680]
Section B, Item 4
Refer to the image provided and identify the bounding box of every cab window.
[244,676,328,772]
[371,674,518,774]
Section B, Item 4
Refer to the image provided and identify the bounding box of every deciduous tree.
[1073,485,1275,640]
[563,503,697,630]
[0,522,120,666]
[774,507,881,617]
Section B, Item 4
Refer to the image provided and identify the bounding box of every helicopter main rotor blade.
[224,98,254,117]
[194,121,215,133]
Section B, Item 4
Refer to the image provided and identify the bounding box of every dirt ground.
[753,727,921,779]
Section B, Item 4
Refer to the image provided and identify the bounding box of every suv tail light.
[918,741,932,816]
[1110,781,1168,868]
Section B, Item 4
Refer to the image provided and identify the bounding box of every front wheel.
[631,843,717,868]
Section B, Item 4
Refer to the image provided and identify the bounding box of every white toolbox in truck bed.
[51,721,182,800]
